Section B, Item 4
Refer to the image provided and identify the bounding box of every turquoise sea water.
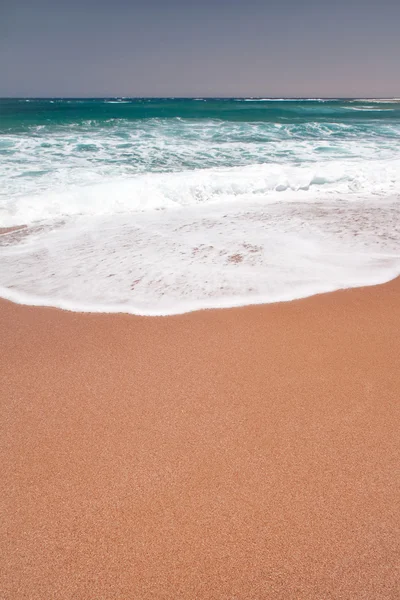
[1,98,400,314]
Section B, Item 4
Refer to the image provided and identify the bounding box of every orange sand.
[1,281,399,599]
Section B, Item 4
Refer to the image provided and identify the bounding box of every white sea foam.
[352,98,400,103]
[1,197,399,315]
[343,106,395,111]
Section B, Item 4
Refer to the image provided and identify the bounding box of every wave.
[343,106,395,111]
[237,98,329,102]
[2,156,400,227]
[2,118,400,214]
[351,98,400,103]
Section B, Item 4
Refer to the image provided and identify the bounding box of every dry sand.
[1,280,399,599]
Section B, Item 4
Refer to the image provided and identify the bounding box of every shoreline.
[1,278,400,599]
[0,272,399,317]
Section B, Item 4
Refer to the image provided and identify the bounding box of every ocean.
[1,97,400,315]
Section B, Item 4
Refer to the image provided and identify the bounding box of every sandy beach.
[1,280,399,599]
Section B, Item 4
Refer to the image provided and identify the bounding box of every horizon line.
[2,96,400,101]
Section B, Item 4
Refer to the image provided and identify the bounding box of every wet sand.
[1,280,399,599]
[0,226,27,236]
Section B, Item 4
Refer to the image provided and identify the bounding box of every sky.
[1,0,399,98]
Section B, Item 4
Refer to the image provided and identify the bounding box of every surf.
[1,98,400,314]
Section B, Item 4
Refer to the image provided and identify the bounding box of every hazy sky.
[1,0,399,97]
